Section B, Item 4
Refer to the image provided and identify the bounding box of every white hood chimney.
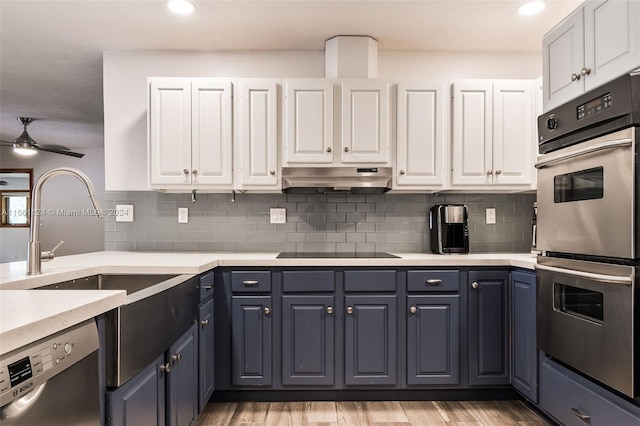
[324,35,378,78]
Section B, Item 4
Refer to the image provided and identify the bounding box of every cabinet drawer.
[344,270,396,292]
[197,271,214,301]
[407,270,459,292]
[540,356,640,426]
[283,271,335,292]
[231,271,271,293]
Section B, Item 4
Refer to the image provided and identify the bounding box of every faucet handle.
[41,240,64,262]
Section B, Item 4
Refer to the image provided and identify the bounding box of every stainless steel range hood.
[282,167,392,194]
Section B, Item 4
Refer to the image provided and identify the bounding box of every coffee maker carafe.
[429,204,469,254]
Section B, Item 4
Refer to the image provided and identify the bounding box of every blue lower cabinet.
[511,271,537,402]
[407,295,459,385]
[198,297,214,412]
[281,295,335,386]
[344,295,398,386]
[107,354,166,426]
[231,295,273,386]
[468,270,510,386]
[106,324,197,426]
[167,323,197,426]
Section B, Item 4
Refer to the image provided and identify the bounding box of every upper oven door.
[536,127,636,259]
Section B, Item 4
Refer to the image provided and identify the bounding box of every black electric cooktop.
[276,252,400,259]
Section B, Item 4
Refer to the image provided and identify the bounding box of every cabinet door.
[395,83,446,189]
[451,81,493,186]
[341,80,390,164]
[344,295,397,386]
[231,295,272,386]
[492,80,534,186]
[167,324,197,426]
[542,7,585,112]
[584,0,640,92]
[107,354,166,426]
[237,80,279,189]
[191,79,233,187]
[284,80,334,164]
[149,78,192,186]
[281,295,335,386]
[407,295,459,385]
[511,271,537,403]
[468,270,509,386]
[198,297,214,412]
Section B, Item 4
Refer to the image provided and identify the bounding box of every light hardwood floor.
[198,400,550,425]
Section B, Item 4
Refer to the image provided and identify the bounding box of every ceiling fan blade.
[36,146,85,158]
[38,143,73,151]
[0,140,15,145]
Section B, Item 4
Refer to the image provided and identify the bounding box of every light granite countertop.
[0,251,537,355]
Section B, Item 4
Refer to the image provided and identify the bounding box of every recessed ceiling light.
[167,0,195,15]
[518,1,546,16]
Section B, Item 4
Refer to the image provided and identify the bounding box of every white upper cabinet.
[236,79,280,190]
[451,80,535,189]
[394,82,446,190]
[543,0,640,112]
[283,79,334,164]
[341,80,390,165]
[148,78,233,190]
[282,79,390,167]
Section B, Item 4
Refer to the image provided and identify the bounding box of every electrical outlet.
[115,204,134,222]
[270,208,286,224]
[178,207,189,224]
[486,208,496,224]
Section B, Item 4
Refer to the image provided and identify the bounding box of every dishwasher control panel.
[0,319,99,407]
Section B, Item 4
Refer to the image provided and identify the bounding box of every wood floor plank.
[304,401,339,423]
[264,401,305,425]
[336,401,371,426]
[229,401,270,424]
[433,401,480,423]
[399,401,447,425]
[363,401,410,423]
[461,400,549,425]
[198,402,238,426]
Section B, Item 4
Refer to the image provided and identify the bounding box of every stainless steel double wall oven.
[536,71,640,400]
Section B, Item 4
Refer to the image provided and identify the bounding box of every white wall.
[0,147,105,262]
[103,49,540,191]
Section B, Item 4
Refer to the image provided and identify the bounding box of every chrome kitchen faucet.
[27,167,103,275]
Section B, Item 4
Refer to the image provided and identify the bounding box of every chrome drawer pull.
[242,280,259,286]
[426,279,442,286]
[202,285,213,290]
[571,408,590,422]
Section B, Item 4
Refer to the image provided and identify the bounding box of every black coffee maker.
[429,204,469,254]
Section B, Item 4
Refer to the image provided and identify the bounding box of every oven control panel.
[577,92,612,120]
[0,320,98,407]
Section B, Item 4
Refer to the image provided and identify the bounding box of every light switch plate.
[115,204,134,222]
[270,208,286,224]
[486,208,496,224]
[178,207,189,224]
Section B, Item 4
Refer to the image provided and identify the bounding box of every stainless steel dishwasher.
[0,319,100,425]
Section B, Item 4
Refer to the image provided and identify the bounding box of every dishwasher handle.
[0,383,47,420]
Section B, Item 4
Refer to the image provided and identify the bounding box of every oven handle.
[534,138,633,169]
[535,263,633,284]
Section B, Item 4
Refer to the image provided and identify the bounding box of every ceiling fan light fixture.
[13,144,37,156]
[167,0,195,15]
[518,1,546,16]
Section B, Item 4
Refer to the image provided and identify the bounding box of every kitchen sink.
[37,273,196,387]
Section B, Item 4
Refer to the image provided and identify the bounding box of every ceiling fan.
[0,117,85,158]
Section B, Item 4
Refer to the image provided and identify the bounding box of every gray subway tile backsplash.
[104,192,536,253]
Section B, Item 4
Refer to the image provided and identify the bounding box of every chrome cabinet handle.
[399,170,405,175]
[171,353,182,364]
[326,147,332,153]
[270,170,276,175]
[242,280,259,286]
[326,306,334,315]
[344,147,349,152]
[160,362,171,373]
[201,319,209,326]
[426,279,442,286]
[409,306,417,314]
[486,170,493,176]
[471,282,479,289]
[581,67,591,76]
[495,169,502,175]
[571,408,590,422]
[192,169,198,176]
[571,73,581,81]
[183,169,189,175]
[202,285,213,290]
[263,307,271,315]
[346,306,353,314]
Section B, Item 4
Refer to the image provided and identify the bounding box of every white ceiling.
[0,0,581,153]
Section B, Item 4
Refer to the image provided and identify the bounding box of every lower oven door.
[535,127,636,259]
[536,256,637,397]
